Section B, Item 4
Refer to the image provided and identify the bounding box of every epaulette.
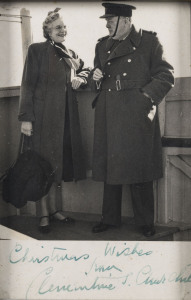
[142,29,157,36]
[97,35,109,42]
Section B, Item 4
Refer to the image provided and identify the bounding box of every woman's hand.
[72,77,85,90]
[93,68,103,81]
[21,121,33,136]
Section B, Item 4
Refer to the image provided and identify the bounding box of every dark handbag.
[1,135,54,209]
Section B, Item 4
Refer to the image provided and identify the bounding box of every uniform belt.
[101,79,147,91]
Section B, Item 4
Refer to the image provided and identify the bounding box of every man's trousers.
[102,181,154,227]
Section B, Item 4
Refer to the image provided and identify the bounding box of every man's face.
[105,16,130,39]
[49,18,67,43]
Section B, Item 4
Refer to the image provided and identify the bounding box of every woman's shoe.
[39,216,50,233]
[50,210,75,224]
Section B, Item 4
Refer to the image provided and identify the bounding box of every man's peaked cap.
[100,2,136,18]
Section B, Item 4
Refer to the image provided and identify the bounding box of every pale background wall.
[0,1,190,88]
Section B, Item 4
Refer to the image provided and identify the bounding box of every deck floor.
[0,213,179,241]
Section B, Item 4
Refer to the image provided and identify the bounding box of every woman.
[18,8,89,233]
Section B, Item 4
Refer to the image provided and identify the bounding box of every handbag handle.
[18,134,33,156]
[0,134,33,182]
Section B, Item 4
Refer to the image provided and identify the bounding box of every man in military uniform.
[90,2,174,237]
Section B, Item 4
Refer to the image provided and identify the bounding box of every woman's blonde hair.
[42,8,61,39]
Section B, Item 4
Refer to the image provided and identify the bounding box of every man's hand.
[93,68,103,81]
[141,90,156,121]
[72,77,85,90]
[148,105,156,121]
[21,121,33,136]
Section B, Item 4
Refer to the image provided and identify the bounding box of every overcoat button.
[128,59,131,62]
[123,73,127,76]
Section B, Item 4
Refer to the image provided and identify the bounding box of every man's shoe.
[142,225,156,237]
[92,222,109,233]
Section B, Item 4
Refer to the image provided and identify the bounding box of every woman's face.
[49,17,67,43]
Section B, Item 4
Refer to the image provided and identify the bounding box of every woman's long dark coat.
[91,26,174,185]
[18,41,87,183]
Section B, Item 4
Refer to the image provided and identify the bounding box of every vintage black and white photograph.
[0,0,190,242]
[0,1,191,298]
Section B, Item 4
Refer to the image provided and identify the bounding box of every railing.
[0,86,20,99]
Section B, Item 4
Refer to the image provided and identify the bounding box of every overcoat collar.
[106,25,142,61]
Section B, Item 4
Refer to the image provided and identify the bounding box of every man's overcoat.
[91,25,174,185]
[18,41,87,183]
